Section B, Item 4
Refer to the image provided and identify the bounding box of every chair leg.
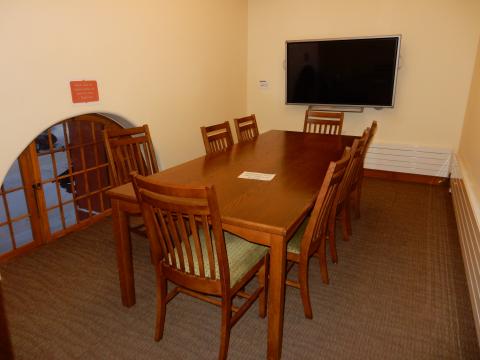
[328,216,338,264]
[354,181,362,219]
[340,206,350,241]
[258,255,269,318]
[298,260,313,319]
[219,298,232,360]
[154,271,167,341]
[345,197,353,237]
[318,235,329,285]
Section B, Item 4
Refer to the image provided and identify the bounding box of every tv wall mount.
[308,105,364,113]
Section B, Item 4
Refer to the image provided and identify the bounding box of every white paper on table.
[238,171,276,181]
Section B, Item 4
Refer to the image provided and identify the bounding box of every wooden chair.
[327,129,369,265]
[234,114,259,143]
[103,125,159,236]
[351,121,378,218]
[103,125,159,186]
[303,110,344,135]
[201,121,234,154]
[132,175,269,360]
[285,149,350,318]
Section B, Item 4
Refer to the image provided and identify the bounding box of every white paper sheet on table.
[238,171,276,181]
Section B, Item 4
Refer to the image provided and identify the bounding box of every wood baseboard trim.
[364,169,448,185]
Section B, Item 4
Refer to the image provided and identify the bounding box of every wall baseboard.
[450,154,480,343]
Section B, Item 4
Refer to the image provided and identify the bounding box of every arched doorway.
[0,114,122,260]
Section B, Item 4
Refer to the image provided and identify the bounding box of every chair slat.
[202,216,216,279]
[168,211,185,272]
[158,210,177,268]
[136,143,147,175]
[178,214,195,274]
[189,215,205,277]
[127,143,136,173]
[146,146,153,174]
[153,209,169,261]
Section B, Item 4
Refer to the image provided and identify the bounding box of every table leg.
[267,234,286,359]
[112,199,136,307]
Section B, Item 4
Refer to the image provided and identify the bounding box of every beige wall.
[2,0,479,185]
[247,0,480,149]
[0,0,247,181]
[458,37,480,208]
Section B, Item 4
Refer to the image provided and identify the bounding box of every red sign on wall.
[70,80,99,103]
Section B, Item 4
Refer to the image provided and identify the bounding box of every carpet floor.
[1,178,478,359]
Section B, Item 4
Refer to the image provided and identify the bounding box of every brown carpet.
[0,178,478,359]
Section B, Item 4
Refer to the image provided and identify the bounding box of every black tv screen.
[286,36,400,107]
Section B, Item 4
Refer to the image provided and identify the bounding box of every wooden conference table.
[107,130,355,359]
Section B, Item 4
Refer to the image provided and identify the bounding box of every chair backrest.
[234,114,259,143]
[200,121,234,154]
[132,175,229,294]
[336,129,369,205]
[103,125,159,186]
[300,149,350,258]
[303,111,344,135]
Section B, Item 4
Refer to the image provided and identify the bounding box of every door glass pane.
[38,154,55,180]
[12,218,33,247]
[35,131,51,152]
[0,200,6,223]
[51,124,66,148]
[43,182,59,208]
[69,147,84,171]
[55,151,74,201]
[79,121,93,144]
[55,151,69,175]
[64,203,76,227]
[48,208,63,234]
[90,194,101,214]
[89,172,99,191]
[6,190,28,219]
[59,183,73,202]
[3,160,22,190]
[0,225,13,254]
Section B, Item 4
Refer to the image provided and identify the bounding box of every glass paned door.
[35,115,119,239]
[0,114,121,260]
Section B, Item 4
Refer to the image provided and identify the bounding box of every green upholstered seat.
[171,231,268,287]
[287,217,309,255]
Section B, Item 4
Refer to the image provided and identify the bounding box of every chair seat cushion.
[287,217,309,255]
[172,231,268,287]
[224,232,268,287]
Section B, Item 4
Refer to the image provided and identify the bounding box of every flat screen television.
[285,35,401,108]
